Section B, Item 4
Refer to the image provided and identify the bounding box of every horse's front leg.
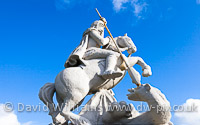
[127,56,152,77]
[119,56,141,86]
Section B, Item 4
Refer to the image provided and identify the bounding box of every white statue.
[38,10,172,124]
[39,32,152,124]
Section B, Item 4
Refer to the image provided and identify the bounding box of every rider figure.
[64,18,122,79]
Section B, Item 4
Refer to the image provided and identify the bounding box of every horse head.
[116,33,137,54]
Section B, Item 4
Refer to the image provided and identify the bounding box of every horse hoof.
[142,66,152,77]
[53,114,66,125]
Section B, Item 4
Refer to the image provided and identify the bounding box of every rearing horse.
[39,35,152,125]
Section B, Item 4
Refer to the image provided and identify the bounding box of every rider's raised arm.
[90,30,109,46]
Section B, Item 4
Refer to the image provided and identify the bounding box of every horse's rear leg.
[54,96,85,124]
[60,92,91,125]
[51,94,66,125]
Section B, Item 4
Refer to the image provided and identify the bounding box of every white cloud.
[22,121,33,125]
[197,0,200,4]
[174,99,200,125]
[112,0,129,12]
[55,0,148,19]
[0,104,33,125]
[112,0,148,19]
[132,2,147,19]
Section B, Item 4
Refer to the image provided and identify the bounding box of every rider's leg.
[99,51,122,79]
[83,47,107,60]
[104,53,120,72]
[83,48,122,79]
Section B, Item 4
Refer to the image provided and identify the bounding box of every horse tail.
[39,83,56,116]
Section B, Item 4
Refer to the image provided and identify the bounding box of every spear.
[95,8,141,87]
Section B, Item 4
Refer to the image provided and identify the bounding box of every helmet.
[90,17,107,29]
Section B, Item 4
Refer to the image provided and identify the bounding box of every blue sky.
[0,0,200,124]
